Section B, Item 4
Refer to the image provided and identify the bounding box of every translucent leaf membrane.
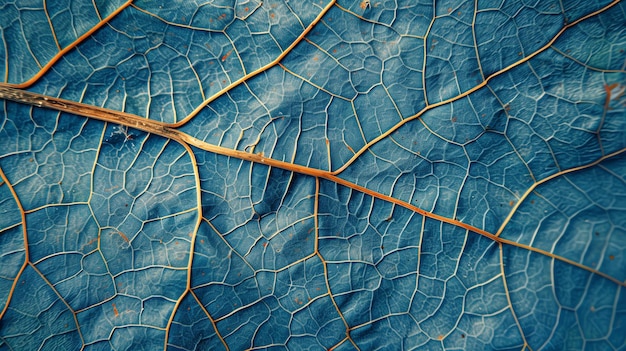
[0,0,625,350]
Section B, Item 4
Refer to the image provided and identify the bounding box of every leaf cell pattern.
[0,0,625,350]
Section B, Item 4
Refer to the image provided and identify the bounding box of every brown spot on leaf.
[114,231,129,243]
[221,50,232,62]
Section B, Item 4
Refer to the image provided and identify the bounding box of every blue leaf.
[1,0,625,350]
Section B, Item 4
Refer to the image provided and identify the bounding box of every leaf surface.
[0,0,625,350]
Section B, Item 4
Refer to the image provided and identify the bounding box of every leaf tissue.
[0,0,625,350]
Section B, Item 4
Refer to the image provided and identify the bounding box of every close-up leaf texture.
[0,0,625,350]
